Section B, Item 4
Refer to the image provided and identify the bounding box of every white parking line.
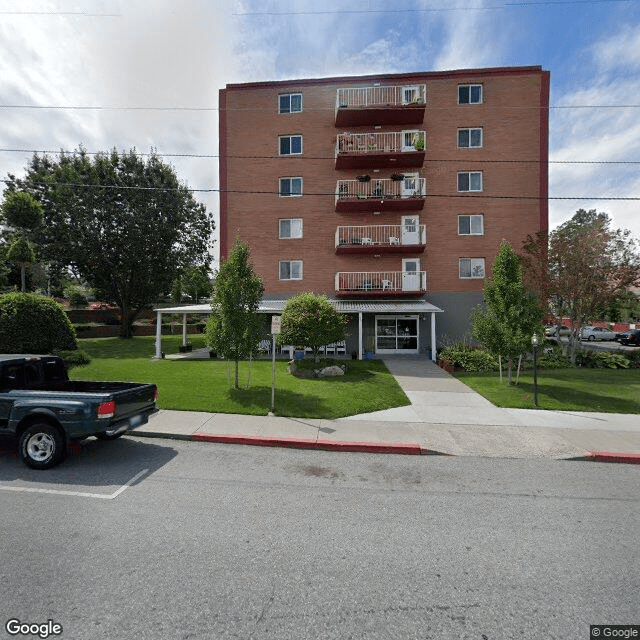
[0,468,150,500]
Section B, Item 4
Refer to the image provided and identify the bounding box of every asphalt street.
[1,436,638,640]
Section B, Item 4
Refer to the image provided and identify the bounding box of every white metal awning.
[153,298,443,360]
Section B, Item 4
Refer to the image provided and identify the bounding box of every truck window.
[43,360,66,383]
[0,365,24,391]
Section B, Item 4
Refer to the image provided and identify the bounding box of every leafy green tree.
[6,235,36,293]
[205,240,264,389]
[522,209,640,361]
[278,293,347,363]
[0,292,77,353]
[3,148,214,338]
[172,264,212,304]
[1,191,44,292]
[471,240,543,383]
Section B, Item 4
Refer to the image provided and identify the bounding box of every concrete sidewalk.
[133,356,640,461]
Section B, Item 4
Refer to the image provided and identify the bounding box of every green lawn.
[72,337,410,419]
[455,368,640,413]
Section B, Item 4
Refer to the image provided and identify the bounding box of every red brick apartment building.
[219,66,550,359]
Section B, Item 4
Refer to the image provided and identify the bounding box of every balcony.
[335,271,427,298]
[335,131,426,170]
[335,177,426,213]
[335,85,426,127]
[335,225,426,254]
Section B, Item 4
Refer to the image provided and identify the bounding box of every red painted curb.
[191,433,431,455]
[589,451,640,465]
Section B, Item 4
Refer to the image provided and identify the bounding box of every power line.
[233,0,633,14]
[0,103,639,111]
[2,178,638,200]
[0,11,120,17]
[0,148,638,164]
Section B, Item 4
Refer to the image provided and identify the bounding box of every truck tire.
[94,431,125,441]
[18,422,67,470]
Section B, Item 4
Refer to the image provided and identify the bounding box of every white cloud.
[550,27,640,241]
[593,24,640,72]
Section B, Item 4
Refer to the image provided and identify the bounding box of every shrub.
[64,285,89,307]
[626,350,640,368]
[55,348,91,370]
[438,344,498,372]
[537,351,573,369]
[576,350,630,369]
[0,292,77,353]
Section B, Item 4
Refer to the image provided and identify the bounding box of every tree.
[471,240,543,383]
[278,292,347,363]
[0,292,77,353]
[171,264,212,304]
[6,235,36,293]
[1,191,44,292]
[522,209,640,361]
[205,240,264,389]
[3,149,214,338]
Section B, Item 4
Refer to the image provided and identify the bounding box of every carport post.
[182,313,188,347]
[155,310,163,359]
[431,312,437,362]
[358,312,363,360]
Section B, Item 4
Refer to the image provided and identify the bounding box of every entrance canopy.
[153,298,443,360]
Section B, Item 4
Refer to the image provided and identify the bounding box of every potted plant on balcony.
[414,137,425,151]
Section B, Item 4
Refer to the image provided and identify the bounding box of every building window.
[279,260,303,280]
[458,128,483,148]
[458,84,482,104]
[279,219,303,239]
[279,177,303,197]
[279,93,302,114]
[457,171,483,192]
[459,258,485,279]
[279,135,303,156]
[458,214,484,235]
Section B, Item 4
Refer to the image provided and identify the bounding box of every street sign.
[271,315,281,334]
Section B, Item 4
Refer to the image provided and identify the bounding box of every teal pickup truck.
[0,354,158,469]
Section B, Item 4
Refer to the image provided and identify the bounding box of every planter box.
[438,358,455,373]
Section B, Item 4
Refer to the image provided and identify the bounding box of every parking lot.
[0,434,177,500]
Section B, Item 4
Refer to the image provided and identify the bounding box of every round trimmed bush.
[0,292,78,353]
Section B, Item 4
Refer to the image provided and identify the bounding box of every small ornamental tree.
[0,292,77,353]
[521,209,640,361]
[205,240,264,389]
[278,293,347,363]
[6,235,36,293]
[471,240,543,383]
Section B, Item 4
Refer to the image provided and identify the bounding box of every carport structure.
[154,298,443,361]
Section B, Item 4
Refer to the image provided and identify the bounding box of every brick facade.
[219,66,549,343]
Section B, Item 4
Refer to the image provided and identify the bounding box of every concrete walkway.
[135,355,640,461]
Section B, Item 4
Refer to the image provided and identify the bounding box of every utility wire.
[233,0,633,14]
[0,148,637,164]
[1,178,638,200]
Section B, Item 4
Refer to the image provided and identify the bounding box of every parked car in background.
[544,324,571,337]
[615,329,640,346]
[580,326,617,341]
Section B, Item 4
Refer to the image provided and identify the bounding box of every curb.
[131,430,450,456]
[588,450,640,465]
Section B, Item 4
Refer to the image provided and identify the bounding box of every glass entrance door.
[376,316,419,354]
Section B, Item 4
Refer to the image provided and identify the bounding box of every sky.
[1,0,639,268]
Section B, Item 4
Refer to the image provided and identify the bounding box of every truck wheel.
[19,423,66,470]
[94,431,125,441]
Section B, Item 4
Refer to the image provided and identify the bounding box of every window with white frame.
[279,219,303,239]
[279,260,303,280]
[458,84,483,104]
[279,93,302,114]
[278,177,303,197]
[458,214,484,235]
[459,258,485,279]
[279,135,303,156]
[458,128,483,148]
[457,171,483,192]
